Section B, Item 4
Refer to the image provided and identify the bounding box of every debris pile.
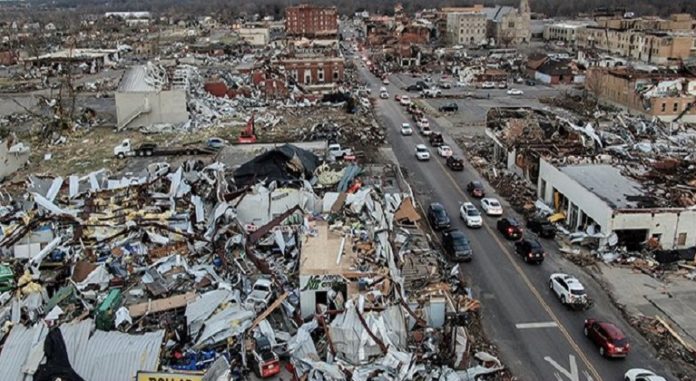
[0,146,503,380]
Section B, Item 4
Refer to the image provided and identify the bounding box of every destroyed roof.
[559,164,646,209]
[118,64,164,92]
[300,221,355,275]
[233,144,320,186]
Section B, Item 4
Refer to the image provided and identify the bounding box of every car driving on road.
[415,144,431,161]
[399,95,412,106]
[442,228,473,262]
[401,123,413,136]
[480,198,503,216]
[446,156,464,171]
[507,88,524,95]
[437,145,453,158]
[584,319,630,358]
[460,202,482,228]
[466,181,485,198]
[497,217,523,240]
[514,238,545,264]
[549,273,588,308]
[624,369,666,381]
[427,202,451,230]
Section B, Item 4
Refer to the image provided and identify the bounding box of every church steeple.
[520,0,530,14]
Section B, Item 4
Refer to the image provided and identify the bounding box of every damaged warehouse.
[0,143,499,380]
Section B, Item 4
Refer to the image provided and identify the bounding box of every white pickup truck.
[245,278,274,312]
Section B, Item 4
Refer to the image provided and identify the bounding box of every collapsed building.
[485,107,696,250]
[0,143,498,380]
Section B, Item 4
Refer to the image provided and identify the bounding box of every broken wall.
[0,139,30,181]
[115,90,189,129]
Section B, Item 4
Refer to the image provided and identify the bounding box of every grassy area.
[11,121,245,180]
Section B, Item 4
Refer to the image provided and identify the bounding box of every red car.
[394,94,401,101]
[584,319,630,358]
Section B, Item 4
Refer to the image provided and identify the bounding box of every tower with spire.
[520,0,531,15]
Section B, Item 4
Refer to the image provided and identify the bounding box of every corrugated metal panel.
[118,65,157,92]
[72,329,165,381]
[185,289,234,338]
[59,319,93,371]
[0,323,48,381]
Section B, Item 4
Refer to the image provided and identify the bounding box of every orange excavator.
[238,113,257,144]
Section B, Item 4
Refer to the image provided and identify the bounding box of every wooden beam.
[250,292,288,330]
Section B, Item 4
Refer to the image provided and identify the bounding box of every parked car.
[459,202,482,228]
[399,95,412,106]
[584,319,630,358]
[416,118,430,129]
[525,79,536,86]
[400,123,413,136]
[245,277,275,312]
[439,102,459,112]
[480,82,495,89]
[442,228,473,262]
[466,181,485,198]
[497,217,523,240]
[497,82,508,89]
[514,238,545,264]
[438,81,452,89]
[429,132,444,147]
[415,144,431,161]
[382,78,390,85]
[507,88,524,95]
[437,145,453,157]
[406,84,423,92]
[394,94,402,101]
[207,137,227,150]
[526,216,556,238]
[380,90,389,99]
[549,273,588,308]
[421,88,442,98]
[480,198,503,216]
[624,369,666,381]
[428,202,451,230]
[446,156,464,171]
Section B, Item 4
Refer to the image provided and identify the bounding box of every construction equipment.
[238,113,257,144]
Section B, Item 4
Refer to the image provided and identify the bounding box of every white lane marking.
[515,322,559,329]
[544,355,594,381]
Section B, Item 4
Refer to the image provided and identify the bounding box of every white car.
[399,95,411,106]
[460,202,483,228]
[379,86,387,93]
[420,125,433,136]
[507,88,524,96]
[359,97,371,108]
[480,198,503,216]
[416,118,430,129]
[624,369,667,381]
[383,78,390,85]
[380,91,389,99]
[437,145,453,157]
[481,82,495,89]
[549,273,588,306]
[401,123,413,135]
[415,144,430,161]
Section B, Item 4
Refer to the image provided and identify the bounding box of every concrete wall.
[538,159,696,248]
[115,90,188,129]
[238,28,270,46]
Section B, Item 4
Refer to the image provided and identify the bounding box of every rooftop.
[559,164,645,209]
[300,221,355,276]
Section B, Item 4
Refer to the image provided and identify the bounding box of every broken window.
[673,103,679,112]
[677,232,687,247]
[661,103,666,112]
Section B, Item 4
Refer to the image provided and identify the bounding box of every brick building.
[277,56,344,86]
[577,27,694,64]
[586,67,696,122]
[285,4,338,38]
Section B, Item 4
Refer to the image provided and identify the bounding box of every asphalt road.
[354,59,673,381]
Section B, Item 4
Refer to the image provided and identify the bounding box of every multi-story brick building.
[285,4,338,38]
[577,27,694,64]
[543,22,595,45]
[586,67,696,122]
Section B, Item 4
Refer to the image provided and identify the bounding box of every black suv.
[439,102,458,112]
[526,217,556,239]
[446,156,464,171]
[497,217,523,240]
[429,132,444,147]
[406,83,425,92]
[515,238,545,264]
[428,202,451,230]
[442,229,473,262]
